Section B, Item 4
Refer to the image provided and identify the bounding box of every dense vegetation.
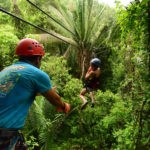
[0,0,150,149]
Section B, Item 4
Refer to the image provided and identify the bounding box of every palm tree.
[10,0,116,77]
[6,0,116,77]
[41,0,116,78]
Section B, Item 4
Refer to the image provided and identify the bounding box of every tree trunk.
[12,0,21,15]
[148,0,150,71]
[135,2,150,149]
[12,0,17,4]
[77,48,92,80]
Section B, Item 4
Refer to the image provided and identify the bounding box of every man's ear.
[37,56,42,61]
[36,56,42,68]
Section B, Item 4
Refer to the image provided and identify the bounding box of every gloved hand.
[57,102,70,114]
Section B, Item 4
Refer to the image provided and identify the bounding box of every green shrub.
[0,32,19,69]
[41,56,72,96]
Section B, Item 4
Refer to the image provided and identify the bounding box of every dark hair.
[19,55,42,63]
[91,63,98,70]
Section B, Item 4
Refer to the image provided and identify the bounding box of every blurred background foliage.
[0,0,150,149]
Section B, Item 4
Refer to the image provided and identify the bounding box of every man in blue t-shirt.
[0,38,70,150]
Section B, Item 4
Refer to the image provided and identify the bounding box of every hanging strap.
[0,128,18,140]
[15,132,28,150]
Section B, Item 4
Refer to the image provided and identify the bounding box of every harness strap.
[0,128,18,140]
[0,128,28,150]
[0,141,11,149]
[15,132,28,150]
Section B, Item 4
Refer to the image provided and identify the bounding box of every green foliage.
[25,76,136,150]
[0,32,19,70]
[115,0,150,149]
[46,0,116,77]
[26,136,39,150]
[63,78,83,101]
[0,24,14,33]
[112,122,136,150]
[3,0,53,39]
[24,34,40,41]
[24,55,83,149]
[0,0,150,149]
[41,56,72,95]
[0,0,11,10]
[0,12,11,25]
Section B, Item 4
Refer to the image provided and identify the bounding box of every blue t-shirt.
[0,61,52,129]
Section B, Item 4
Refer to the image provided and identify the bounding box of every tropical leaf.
[49,30,78,47]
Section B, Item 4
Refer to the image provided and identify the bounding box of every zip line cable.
[26,0,112,55]
[0,5,115,55]
[0,8,78,48]
[26,0,107,54]
[0,8,108,54]
[27,0,111,55]
[26,0,76,37]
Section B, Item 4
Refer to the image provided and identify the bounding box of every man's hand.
[85,70,95,79]
[41,89,70,114]
[64,102,71,114]
[57,102,70,114]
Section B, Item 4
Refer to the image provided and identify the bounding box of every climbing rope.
[53,106,80,136]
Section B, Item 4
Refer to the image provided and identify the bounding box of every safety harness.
[85,67,100,90]
[86,77,99,90]
[0,128,28,150]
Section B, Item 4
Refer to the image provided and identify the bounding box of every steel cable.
[0,8,78,48]
[26,0,76,37]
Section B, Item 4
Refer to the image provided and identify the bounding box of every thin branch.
[80,56,86,80]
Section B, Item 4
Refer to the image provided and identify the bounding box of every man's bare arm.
[94,68,100,77]
[41,88,65,109]
[85,71,95,79]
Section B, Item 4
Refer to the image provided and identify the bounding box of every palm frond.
[47,6,74,36]
[49,30,78,47]
[86,4,106,44]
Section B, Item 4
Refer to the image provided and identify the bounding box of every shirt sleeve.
[35,71,52,93]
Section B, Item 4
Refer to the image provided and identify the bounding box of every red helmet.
[15,38,45,56]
